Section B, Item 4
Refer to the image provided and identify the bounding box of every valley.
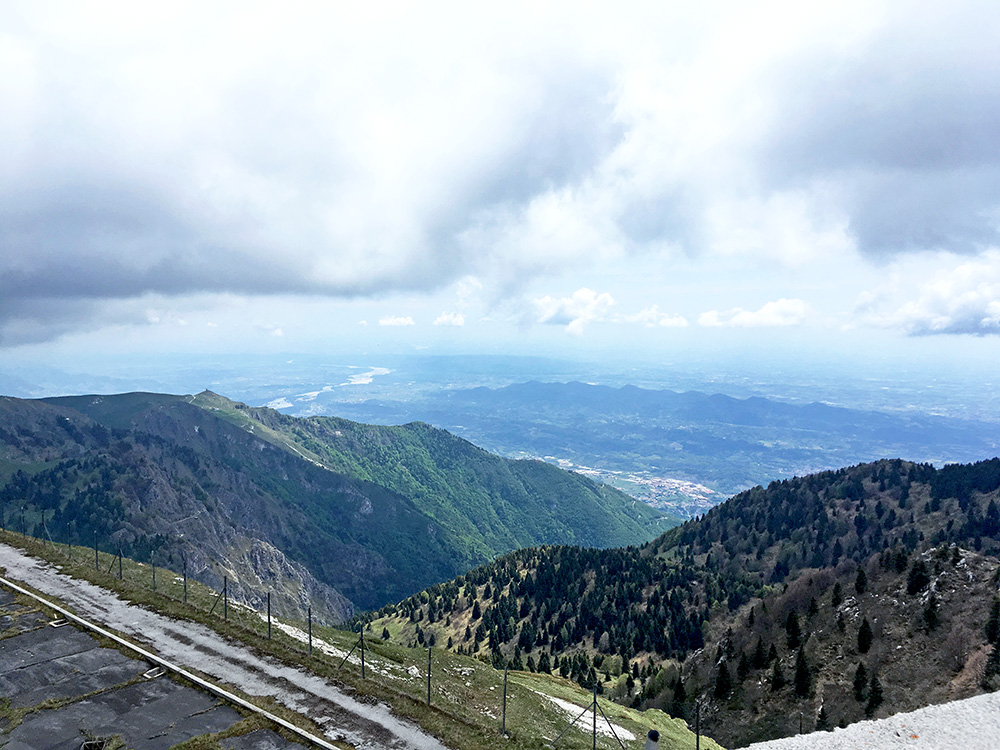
[3,386,1000,748]
[0,390,670,624]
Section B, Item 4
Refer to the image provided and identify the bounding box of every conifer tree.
[714,661,732,698]
[853,662,867,701]
[858,617,873,653]
[770,661,786,691]
[923,593,940,631]
[669,675,686,719]
[855,567,868,594]
[737,651,750,680]
[986,598,1000,644]
[865,672,883,716]
[538,651,551,673]
[816,705,831,731]
[794,648,810,697]
[786,611,802,648]
[982,643,1000,690]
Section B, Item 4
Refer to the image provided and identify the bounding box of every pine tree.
[786,611,802,649]
[538,651,551,673]
[794,648,810,697]
[669,676,686,719]
[982,644,1000,690]
[832,582,843,607]
[735,651,748,680]
[770,661,786,692]
[907,559,931,595]
[853,662,867,701]
[865,672,883,716]
[986,598,1000,644]
[858,617,873,653]
[714,661,732,698]
[923,593,940,631]
[816,705,831,732]
[855,567,868,594]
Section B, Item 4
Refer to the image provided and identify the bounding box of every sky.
[3,1,1000,380]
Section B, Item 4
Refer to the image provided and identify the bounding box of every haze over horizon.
[3,1,1000,400]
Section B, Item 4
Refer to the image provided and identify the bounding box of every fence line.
[0,523,645,749]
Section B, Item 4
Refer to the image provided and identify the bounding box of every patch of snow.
[739,691,1000,750]
[534,691,636,741]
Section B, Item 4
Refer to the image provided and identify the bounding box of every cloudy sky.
[3,1,1000,374]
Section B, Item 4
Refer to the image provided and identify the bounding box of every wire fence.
[0,520,655,749]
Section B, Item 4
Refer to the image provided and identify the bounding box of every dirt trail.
[0,542,449,750]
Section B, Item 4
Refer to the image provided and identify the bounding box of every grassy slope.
[0,528,723,750]
[188,391,670,555]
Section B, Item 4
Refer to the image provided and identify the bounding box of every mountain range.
[299,380,1000,508]
[0,391,668,622]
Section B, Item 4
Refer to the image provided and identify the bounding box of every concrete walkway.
[0,542,449,750]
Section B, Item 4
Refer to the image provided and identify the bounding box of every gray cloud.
[4,3,1000,347]
[757,5,1000,255]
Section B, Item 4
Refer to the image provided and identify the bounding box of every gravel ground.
[739,691,1000,750]
[0,541,448,750]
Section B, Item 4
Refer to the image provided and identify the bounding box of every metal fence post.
[308,606,312,656]
[695,700,700,750]
[592,685,597,750]
[267,592,271,640]
[360,629,366,679]
[427,646,432,705]
[118,549,122,580]
[94,531,98,570]
[502,664,508,736]
[183,558,187,604]
[223,577,228,621]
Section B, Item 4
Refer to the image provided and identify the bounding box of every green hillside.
[0,391,670,618]
[371,458,1000,747]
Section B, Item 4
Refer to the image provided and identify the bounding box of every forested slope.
[371,458,1000,747]
[0,391,668,621]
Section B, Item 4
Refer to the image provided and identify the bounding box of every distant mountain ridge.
[306,380,1000,502]
[0,390,668,622]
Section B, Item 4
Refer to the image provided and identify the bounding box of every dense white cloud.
[866,251,1000,335]
[2,1,999,347]
[699,299,809,328]
[378,316,415,327]
[536,288,616,335]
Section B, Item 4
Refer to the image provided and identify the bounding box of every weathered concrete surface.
[0,587,301,749]
[0,542,449,750]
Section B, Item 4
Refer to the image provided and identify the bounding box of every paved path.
[0,542,449,750]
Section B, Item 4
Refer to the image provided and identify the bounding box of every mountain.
[369,457,1000,747]
[295,381,1000,509]
[0,391,669,623]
